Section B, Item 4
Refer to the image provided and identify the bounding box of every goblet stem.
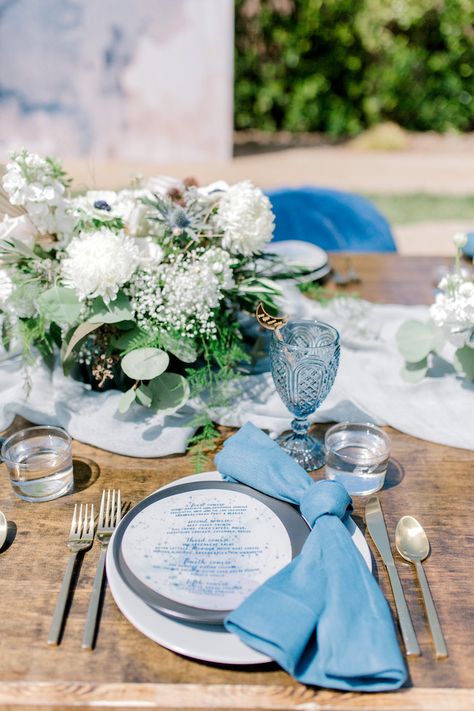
[291,417,310,437]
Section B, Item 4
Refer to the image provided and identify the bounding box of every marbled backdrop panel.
[0,0,233,162]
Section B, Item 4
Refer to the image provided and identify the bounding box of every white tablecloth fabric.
[1,287,472,455]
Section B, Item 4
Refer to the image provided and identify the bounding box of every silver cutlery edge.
[82,489,122,650]
[48,503,95,646]
[365,497,421,657]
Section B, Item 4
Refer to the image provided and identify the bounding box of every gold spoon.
[395,516,448,658]
[0,511,7,550]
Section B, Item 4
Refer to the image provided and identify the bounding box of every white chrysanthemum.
[2,150,69,235]
[217,180,274,256]
[430,273,474,346]
[61,229,139,303]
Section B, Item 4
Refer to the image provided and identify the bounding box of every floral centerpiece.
[0,150,299,421]
[397,233,474,382]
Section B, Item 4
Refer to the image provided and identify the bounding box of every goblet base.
[276,431,325,471]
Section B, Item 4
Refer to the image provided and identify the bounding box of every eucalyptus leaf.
[396,320,444,363]
[454,345,474,382]
[118,387,136,414]
[89,292,133,324]
[136,384,153,407]
[148,372,190,414]
[36,286,82,325]
[121,347,169,380]
[158,330,198,363]
[400,357,428,383]
[63,321,102,361]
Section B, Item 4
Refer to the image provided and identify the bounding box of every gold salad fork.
[82,489,121,650]
[48,503,95,645]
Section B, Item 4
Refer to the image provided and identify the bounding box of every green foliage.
[121,347,169,380]
[36,286,82,325]
[396,319,444,363]
[454,345,474,381]
[89,292,134,324]
[235,0,474,135]
[187,417,222,473]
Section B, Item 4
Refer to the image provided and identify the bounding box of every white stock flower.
[2,150,69,235]
[217,181,274,256]
[0,214,37,247]
[61,229,139,303]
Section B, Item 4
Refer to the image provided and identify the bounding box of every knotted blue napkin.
[215,422,406,692]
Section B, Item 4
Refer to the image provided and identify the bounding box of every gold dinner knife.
[365,497,421,656]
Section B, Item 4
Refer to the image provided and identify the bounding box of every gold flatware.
[395,515,448,659]
[82,489,121,650]
[365,497,420,656]
[0,511,7,550]
[48,503,95,646]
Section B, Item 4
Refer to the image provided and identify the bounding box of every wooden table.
[0,254,472,711]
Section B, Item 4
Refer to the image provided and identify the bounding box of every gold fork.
[48,503,95,645]
[82,489,121,650]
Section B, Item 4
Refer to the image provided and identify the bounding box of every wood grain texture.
[0,255,472,710]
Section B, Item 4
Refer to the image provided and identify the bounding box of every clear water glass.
[1,426,74,502]
[324,422,391,495]
[270,319,340,471]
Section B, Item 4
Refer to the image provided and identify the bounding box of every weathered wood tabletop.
[0,254,472,711]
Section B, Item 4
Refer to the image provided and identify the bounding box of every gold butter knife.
[365,497,421,656]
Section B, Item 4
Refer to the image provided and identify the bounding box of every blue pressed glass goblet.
[270,319,340,471]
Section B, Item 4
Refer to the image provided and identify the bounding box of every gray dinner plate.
[112,481,310,625]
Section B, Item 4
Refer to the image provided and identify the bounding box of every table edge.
[0,682,473,710]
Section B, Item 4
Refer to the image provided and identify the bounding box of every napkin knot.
[300,480,351,527]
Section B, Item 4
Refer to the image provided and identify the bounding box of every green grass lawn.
[363,193,474,225]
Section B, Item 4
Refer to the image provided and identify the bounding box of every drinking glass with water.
[1,426,74,502]
[324,422,391,496]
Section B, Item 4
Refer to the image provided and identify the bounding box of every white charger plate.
[266,240,330,282]
[106,471,371,665]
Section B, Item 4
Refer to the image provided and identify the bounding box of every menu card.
[121,488,292,610]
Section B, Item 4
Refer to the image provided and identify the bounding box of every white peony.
[135,237,164,267]
[115,189,153,237]
[217,180,274,256]
[61,228,139,303]
[0,214,37,247]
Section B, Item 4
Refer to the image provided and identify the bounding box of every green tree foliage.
[234,0,474,135]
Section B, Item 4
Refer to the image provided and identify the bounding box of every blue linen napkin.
[215,422,407,692]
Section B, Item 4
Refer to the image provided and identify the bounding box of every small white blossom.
[61,228,139,303]
[128,248,234,338]
[217,180,274,256]
[453,232,468,250]
[430,272,474,346]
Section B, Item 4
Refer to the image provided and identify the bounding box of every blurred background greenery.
[234,0,473,137]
